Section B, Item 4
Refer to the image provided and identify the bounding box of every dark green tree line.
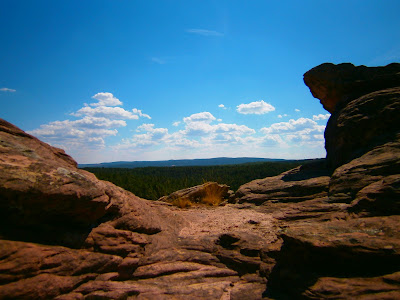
[83,159,318,200]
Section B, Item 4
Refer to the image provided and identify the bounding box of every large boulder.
[159,182,230,206]
[324,87,400,170]
[235,160,330,205]
[0,118,162,247]
[0,118,274,299]
[303,63,400,217]
[303,62,400,113]
[233,62,400,298]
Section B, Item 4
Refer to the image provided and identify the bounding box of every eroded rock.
[159,181,230,206]
[303,62,400,113]
[235,159,330,205]
[1,61,400,299]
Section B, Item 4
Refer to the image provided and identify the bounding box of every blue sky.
[1,1,399,163]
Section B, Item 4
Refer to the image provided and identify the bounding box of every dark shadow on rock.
[281,159,330,182]
[263,233,400,299]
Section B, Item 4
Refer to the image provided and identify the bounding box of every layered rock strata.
[1,62,399,299]
[235,62,400,298]
[0,119,274,299]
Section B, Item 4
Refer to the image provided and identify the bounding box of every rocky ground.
[0,62,399,299]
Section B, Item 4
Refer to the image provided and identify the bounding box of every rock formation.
[303,62,400,113]
[234,62,400,298]
[0,118,273,299]
[159,182,231,206]
[1,62,399,299]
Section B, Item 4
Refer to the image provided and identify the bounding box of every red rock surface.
[1,62,400,299]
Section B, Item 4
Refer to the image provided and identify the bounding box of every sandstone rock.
[1,61,400,299]
[235,159,330,205]
[303,62,400,113]
[264,216,400,298]
[325,87,400,169]
[0,118,167,248]
[159,181,230,206]
[0,119,274,299]
[329,141,400,212]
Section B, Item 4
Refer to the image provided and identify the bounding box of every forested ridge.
[83,159,320,200]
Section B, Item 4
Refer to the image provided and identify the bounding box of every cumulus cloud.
[261,118,320,134]
[237,100,275,115]
[218,104,227,109]
[173,121,181,127]
[260,117,325,146]
[28,92,148,153]
[130,124,169,146]
[295,108,300,112]
[0,87,16,92]
[91,92,122,107]
[73,105,138,119]
[261,134,284,147]
[186,29,223,36]
[132,108,151,119]
[28,118,120,151]
[185,121,214,136]
[278,114,288,118]
[214,123,255,135]
[183,112,216,124]
[313,113,331,121]
[120,111,258,153]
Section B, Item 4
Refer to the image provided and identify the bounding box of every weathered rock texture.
[234,62,400,298]
[235,159,330,204]
[1,62,400,299]
[159,182,230,206]
[0,119,274,299]
[303,62,400,113]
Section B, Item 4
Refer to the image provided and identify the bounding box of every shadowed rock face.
[235,159,330,205]
[233,62,400,298]
[1,62,400,299]
[303,62,400,113]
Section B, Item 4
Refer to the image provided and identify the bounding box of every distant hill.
[78,157,285,168]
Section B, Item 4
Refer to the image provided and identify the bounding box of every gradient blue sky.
[1,1,399,163]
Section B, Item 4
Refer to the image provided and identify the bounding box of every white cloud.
[28,92,148,154]
[185,121,214,136]
[295,108,300,112]
[183,112,216,124]
[313,113,331,121]
[261,134,285,147]
[0,87,16,92]
[186,29,223,36]
[214,123,255,135]
[130,123,169,146]
[73,106,138,119]
[28,118,120,151]
[218,104,227,109]
[119,111,258,154]
[173,121,181,127]
[91,92,122,107]
[132,108,151,119]
[278,114,288,118]
[260,117,325,147]
[237,100,275,115]
[261,118,321,134]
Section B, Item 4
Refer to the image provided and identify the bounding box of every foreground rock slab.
[1,62,400,299]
